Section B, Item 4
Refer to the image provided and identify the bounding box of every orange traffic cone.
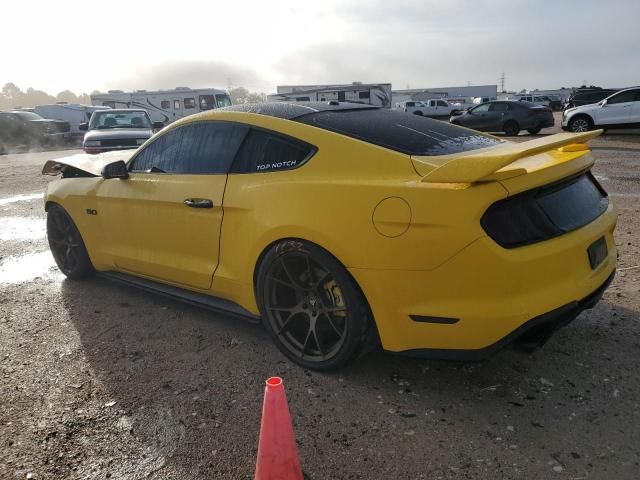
[255,377,303,480]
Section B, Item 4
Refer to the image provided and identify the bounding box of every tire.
[256,239,372,370]
[568,115,593,133]
[527,127,541,135]
[46,204,94,280]
[413,111,423,116]
[503,121,520,136]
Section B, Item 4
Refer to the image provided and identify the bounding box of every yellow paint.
[44,110,617,353]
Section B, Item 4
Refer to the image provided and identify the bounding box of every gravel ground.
[1,121,639,479]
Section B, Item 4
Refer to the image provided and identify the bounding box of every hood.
[565,102,600,115]
[84,128,152,141]
[42,150,136,177]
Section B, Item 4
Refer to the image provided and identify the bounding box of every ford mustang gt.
[42,102,617,370]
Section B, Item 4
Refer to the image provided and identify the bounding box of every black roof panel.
[217,101,379,120]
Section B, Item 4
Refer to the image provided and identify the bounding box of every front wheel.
[413,111,423,116]
[568,115,593,133]
[47,204,94,279]
[503,121,520,136]
[257,240,372,370]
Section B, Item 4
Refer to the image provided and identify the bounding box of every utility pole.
[498,72,505,92]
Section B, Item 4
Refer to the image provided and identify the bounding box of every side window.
[184,98,196,109]
[472,103,491,113]
[607,89,640,104]
[490,102,510,112]
[129,122,248,174]
[199,95,215,110]
[358,91,370,99]
[160,100,170,109]
[103,101,116,108]
[230,129,314,174]
[437,100,448,107]
[173,99,181,110]
[406,102,415,107]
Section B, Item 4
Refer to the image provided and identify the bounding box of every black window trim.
[127,120,317,176]
[127,120,250,176]
[228,124,318,175]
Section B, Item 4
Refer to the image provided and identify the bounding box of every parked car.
[80,109,163,154]
[450,100,554,135]
[511,94,562,110]
[562,86,640,133]
[42,101,615,370]
[0,110,71,152]
[473,96,497,105]
[396,99,461,117]
[564,89,619,109]
[34,104,111,139]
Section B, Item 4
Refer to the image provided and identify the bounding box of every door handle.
[184,198,213,208]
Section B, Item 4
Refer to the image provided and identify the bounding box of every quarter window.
[161,100,171,109]
[184,98,196,109]
[129,121,248,174]
[230,129,314,174]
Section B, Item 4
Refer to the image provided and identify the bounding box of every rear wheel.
[568,115,593,133]
[47,204,93,279]
[527,127,542,134]
[257,240,372,370]
[503,121,520,136]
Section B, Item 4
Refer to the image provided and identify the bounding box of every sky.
[1,0,638,95]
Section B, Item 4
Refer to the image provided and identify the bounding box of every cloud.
[103,60,270,93]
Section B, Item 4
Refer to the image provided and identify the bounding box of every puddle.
[0,192,43,207]
[0,217,46,241]
[0,250,61,284]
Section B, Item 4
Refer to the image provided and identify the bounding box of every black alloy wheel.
[503,120,520,136]
[47,204,93,279]
[257,240,371,370]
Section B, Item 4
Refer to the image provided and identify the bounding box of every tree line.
[0,83,268,110]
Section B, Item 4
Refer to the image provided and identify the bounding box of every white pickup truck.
[396,99,462,117]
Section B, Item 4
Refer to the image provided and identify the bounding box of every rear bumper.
[349,202,617,354]
[398,270,614,360]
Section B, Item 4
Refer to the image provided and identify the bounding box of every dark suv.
[565,89,619,109]
[0,110,71,153]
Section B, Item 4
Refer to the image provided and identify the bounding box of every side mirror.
[79,123,88,131]
[101,160,129,180]
[152,121,165,129]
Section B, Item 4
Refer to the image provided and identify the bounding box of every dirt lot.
[1,119,639,479]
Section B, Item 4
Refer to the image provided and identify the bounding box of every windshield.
[215,94,232,107]
[11,111,44,121]
[90,111,152,129]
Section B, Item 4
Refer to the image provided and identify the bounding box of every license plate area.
[588,236,608,269]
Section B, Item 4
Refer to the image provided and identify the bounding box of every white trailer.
[33,103,111,137]
[90,87,232,125]
[268,83,393,108]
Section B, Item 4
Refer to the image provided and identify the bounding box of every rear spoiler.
[414,130,602,184]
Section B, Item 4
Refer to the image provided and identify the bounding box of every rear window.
[295,109,501,156]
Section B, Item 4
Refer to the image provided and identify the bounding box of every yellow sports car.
[42,102,617,370]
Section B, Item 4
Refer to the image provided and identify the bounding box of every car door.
[462,103,492,129]
[595,89,640,125]
[95,121,248,290]
[484,102,512,130]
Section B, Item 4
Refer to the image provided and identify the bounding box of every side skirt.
[99,271,261,323]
